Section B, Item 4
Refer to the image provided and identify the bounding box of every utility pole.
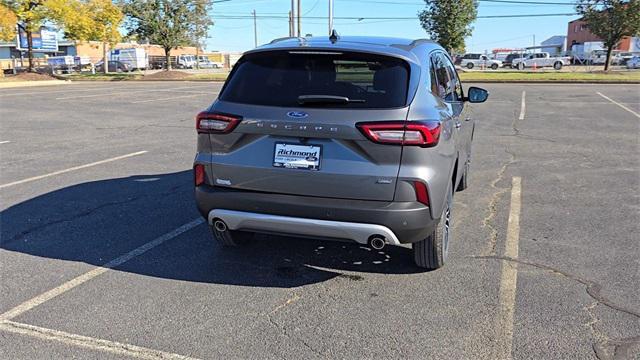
[328,0,334,35]
[290,0,296,37]
[289,11,293,37]
[252,10,257,47]
[296,0,301,37]
[533,34,536,49]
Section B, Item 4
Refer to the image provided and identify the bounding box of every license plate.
[273,143,321,171]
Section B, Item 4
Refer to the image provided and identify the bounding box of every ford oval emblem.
[287,111,309,119]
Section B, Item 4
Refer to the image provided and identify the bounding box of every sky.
[206,0,582,53]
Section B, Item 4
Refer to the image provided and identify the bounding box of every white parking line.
[131,94,207,103]
[518,91,526,120]
[0,218,204,322]
[55,85,214,100]
[0,141,10,144]
[0,86,115,97]
[596,92,640,118]
[494,176,522,360]
[0,151,147,189]
[0,320,199,360]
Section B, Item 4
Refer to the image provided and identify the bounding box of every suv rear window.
[219,51,410,109]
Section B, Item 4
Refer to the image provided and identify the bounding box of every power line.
[210,13,578,20]
[336,0,576,5]
[479,0,575,4]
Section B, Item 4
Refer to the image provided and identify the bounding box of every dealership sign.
[16,26,58,52]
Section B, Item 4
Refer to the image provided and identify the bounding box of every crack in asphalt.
[480,147,517,256]
[266,308,326,359]
[1,184,190,246]
[471,255,640,359]
[481,101,522,257]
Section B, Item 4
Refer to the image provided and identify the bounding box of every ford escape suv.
[194,35,488,269]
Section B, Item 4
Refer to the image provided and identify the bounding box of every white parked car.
[614,52,635,65]
[459,53,502,70]
[512,52,571,70]
[627,56,640,69]
[198,59,214,68]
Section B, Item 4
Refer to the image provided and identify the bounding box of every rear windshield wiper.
[297,95,366,105]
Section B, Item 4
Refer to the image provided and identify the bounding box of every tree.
[418,0,478,54]
[88,0,124,74]
[192,0,213,69]
[2,0,95,72]
[0,4,17,42]
[122,0,207,70]
[61,0,123,74]
[576,0,640,71]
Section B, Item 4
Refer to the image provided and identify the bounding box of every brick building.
[567,18,636,52]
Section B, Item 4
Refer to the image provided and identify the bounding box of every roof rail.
[269,37,294,45]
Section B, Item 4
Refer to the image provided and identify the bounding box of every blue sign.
[17,27,58,52]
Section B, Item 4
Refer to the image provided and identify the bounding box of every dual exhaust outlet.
[212,218,388,250]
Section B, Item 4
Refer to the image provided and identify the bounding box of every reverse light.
[196,112,241,134]
[414,181,430,206]
[194,164,205,186]
[356,121,441,147]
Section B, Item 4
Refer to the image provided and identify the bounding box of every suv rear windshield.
[219,51,410,109]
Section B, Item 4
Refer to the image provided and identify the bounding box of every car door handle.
[465,117,472,122]
[455,121,462,129]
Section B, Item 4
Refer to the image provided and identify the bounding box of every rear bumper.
[195,185,437,244]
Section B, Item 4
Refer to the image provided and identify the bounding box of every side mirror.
[465,87,489,103]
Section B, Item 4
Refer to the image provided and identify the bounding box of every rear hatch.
[205,50,412,201]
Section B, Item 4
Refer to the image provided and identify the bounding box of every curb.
[461,80,640,84]
[0,80,70,89]
[65,78,226,82]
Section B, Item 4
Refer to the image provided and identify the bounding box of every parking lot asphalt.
[0,81,638,359]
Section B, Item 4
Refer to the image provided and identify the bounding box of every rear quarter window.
[219,51,410,109]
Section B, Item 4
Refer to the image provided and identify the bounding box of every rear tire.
[553,61,563,70]
[491,63,499,70]
[210,225,253,247]
[466,63,474,69]
[413,188,452,270]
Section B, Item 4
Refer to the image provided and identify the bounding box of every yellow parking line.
[0,218,204,322]
[494,176,522,360]
[0,320,199,359]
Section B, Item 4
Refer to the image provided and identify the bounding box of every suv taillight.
[356,121,441,147]
[196,112,241,134]
[194,164,205,186]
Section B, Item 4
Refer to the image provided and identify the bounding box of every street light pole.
[329,0,334,35]
[297,0,301,37]
[252,10,257,47]
[290,0,296,37]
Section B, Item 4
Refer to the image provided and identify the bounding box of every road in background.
[0,82,638,359]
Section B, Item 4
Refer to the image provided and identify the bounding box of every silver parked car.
[626,56,640,69]
[194,35,489,269]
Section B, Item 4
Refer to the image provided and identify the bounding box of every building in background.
[540,36,567,55]
[567,18,638,55]
[1,39,234,71]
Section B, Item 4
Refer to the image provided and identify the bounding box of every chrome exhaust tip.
[369,236,386,250]
[213,219,228,232]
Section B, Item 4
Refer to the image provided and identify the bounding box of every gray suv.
[194,36,488,269]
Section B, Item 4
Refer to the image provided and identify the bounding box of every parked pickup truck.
[512,52,570,70]
[459,53,502,70]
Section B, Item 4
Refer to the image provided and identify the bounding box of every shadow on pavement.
[1,170,424,289]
